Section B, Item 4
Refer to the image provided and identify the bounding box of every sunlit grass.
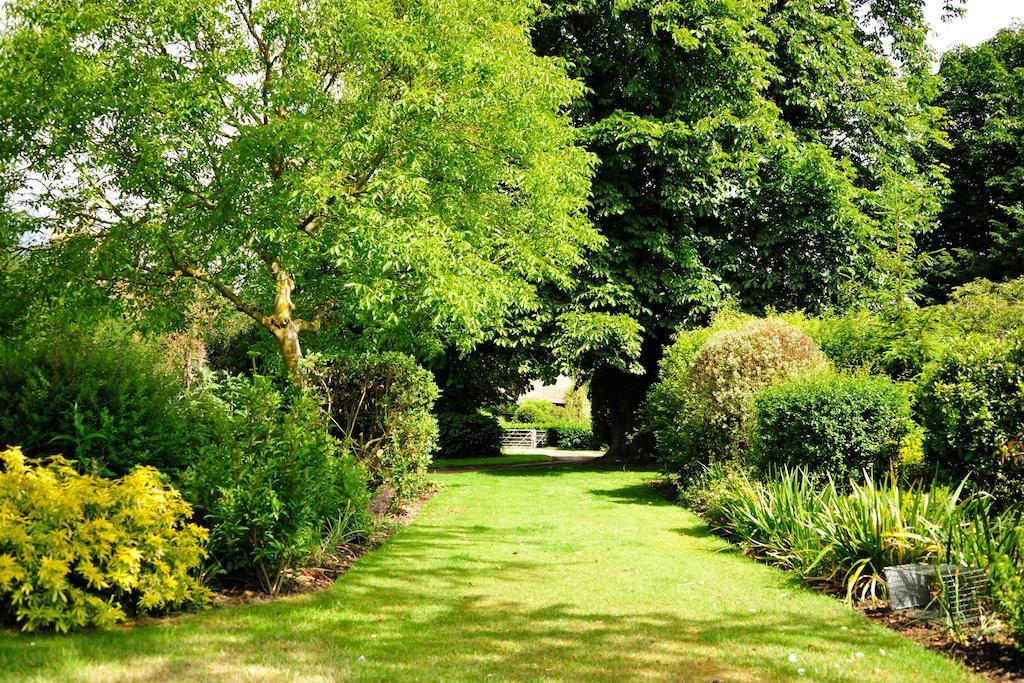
[431,453,550,468]
[0,466,975,682]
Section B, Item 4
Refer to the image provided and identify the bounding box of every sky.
[926,0,1024,55]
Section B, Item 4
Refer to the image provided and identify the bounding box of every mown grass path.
[0,466,974,682]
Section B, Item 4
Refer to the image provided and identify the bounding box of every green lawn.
[430,453,551,468]
[0,466,974,682]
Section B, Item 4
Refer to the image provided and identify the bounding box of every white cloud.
[926,0,1024,55]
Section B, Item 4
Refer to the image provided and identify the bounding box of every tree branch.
[161,232,271,329]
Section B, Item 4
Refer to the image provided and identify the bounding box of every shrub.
[784,309,890,372]
[752,373,915,483]
[546,423,598,450]
[788,278,1024,380]
[183,375,370,594]
[313,352,438,500]
[645,317,827,478]
[437,412,502,458]
[0,321,209,477]
[512,399,565,424]
[916,334,1024,502]
[704,468,970,601]
[0,447,208,632]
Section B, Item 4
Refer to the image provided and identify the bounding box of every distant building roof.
[517,375,574,405]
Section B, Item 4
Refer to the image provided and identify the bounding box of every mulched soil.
[860,607,1024,680]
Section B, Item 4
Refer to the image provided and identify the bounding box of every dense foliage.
[646,318,827,478]
[0,0,598,374]
[916,334,1024,502]
[533,0,948,455]
[544,424,599,450]
[314,352,438,500]
[703,469,1022,605]
[752,374,916,483]
[183,375,370,594]
[0,321,211,477]
[511,399,565,424]
[0,447,209,632]
[924,26,1024,298]
[436,412,503,459]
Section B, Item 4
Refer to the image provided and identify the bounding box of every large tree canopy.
[0,0,598,372]
[922,25,1024,300]
[533,0,952,455]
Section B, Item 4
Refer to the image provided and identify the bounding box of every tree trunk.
[275,321,303,376]
[589,336,665,461]
[269,267,304,380]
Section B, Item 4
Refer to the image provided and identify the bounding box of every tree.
[533,0,951,457]
[922,25,1024,300]
[0,0,598,375]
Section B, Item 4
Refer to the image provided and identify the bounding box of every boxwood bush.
[437,412,502,458]
[0,447,209,632]
[752,373,916,483]
[916,333,1024,502]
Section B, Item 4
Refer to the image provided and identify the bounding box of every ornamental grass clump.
[0,447,209,632]
[704,468,969,601]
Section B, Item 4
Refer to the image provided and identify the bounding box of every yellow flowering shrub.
[0,447,209,632]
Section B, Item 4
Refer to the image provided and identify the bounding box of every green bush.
[183,375,370,594]
[645,317,828,479]
[0,446,209,632]
[512,399,565,424]
[752,373,915,483]
[0,321,210,477]
[992,557,1024,648]
[916,334,1024,502]
[789,278,1024,380]
[437,412,502,458]
[546,423,598,450]
[313,352,438,500]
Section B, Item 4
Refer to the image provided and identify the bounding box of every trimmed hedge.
[916,334,1024,502]
[437,412,502,458]
[752,373,916,482]
[546,423,598,450]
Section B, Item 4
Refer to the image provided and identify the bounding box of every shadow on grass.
[0,466,956,682]
[0,578,908,682]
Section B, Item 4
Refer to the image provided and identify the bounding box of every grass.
[0,466,975,682]
[430,453,550,468]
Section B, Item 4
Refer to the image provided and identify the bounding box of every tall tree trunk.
[589,336,664,461]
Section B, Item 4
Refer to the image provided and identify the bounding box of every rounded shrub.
[512,399,564,424]
[0,321,210,477]
[751,373,915,482]
[313,352,438,500]
[437,412,503,458]
[916,333,1024,502]
[645,317,827,479]
[0,447,209,632]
